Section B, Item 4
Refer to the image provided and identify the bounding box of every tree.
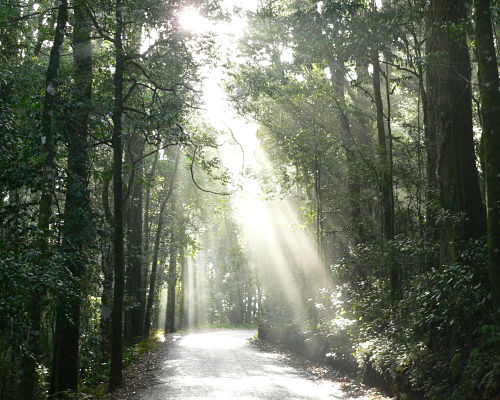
[429,0,486,264]
[165,230,178,333]
[108,0,126,389]
[473,0,500,324]
[21,1,69,397]
[144,150,180,337]
[126,133,145,343]
[372,52,399,301]
[50,0,93,396]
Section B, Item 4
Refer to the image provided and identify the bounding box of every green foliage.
[123,341,159,367]
[261,237,497,399]
[333,249,497,399]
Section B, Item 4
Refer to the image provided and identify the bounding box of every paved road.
[137,329,380,400]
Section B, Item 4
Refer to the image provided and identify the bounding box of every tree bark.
[144,150,179,337]
[429,0,486,264]
[50,0,92,396]
[177,247,187,329]
[21,1,69,397]
[109,0,125,389]
[100,171,113,362]
[473,0,500,324]
[125,133,145,343]
[143,204,166,338]
[165,232,177,333]
[372,54,395,241]
[422,21,439,244]
[330,57,364,244]
[142,151,159,324]
[313,155,323,253]
[372,53,399,303]
[100,243,114,361]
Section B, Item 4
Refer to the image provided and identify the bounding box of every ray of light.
[206,74,334,326]
[157,287,168,331]
[181,0,336,330]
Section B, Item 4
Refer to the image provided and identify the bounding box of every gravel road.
[135,329,385,400]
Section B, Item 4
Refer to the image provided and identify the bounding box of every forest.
[0,0,499,399]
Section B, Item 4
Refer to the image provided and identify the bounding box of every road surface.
[136,329,384,400]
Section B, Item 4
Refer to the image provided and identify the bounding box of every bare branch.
[83,3,114,42]
[188,146,235,196]
[222,122,246,176]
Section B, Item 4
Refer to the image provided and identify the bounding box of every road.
[137,329,383,400]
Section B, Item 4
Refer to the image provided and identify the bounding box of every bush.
[259,239,499,400]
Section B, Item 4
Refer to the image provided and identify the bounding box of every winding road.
[137,329,384,400]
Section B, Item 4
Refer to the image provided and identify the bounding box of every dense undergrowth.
[259,240,500,400]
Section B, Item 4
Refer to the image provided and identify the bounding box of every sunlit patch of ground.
[152,330,166,343]
[251,338,394,400]
[179,330,252,350]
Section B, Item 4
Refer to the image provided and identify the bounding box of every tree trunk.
[143,207,165,338]
[142,151,159,325]
[422,22,439,244]
[100,171,113,362]
[372,54,395,241]
[50,0,92,396]
[329,57,364,245]
[100,243,114,361]
[144,151,179,337]
[177,248,187,329]
[473,0,500,324]
[372,53,399,303]
[20,1,69,397]
[109,0,125,389]
[429,0,486,264]
[125,134,145,343]
[313,155,323,254]
[165,233,177,333]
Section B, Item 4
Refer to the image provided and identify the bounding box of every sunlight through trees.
[0,0,498,399]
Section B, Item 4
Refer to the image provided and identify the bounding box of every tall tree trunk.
[177,247,187,329]
[422,22,439,244]
[20,1,69,397]
[143,205,166,338]
[429,0,486,264]
[313,155,323,253]
[125,134,145,343]
[100,243,114,361]
[329,57,364,246]
[192,263,199,327]
[414,16,440,271]
[100,171,113,362]
[372,53,399,303]
[144,151,179,337]
[109,0,125,389]
[50,0,92,396]
[473,0,500,324]
[165,232,177,333]
[142,151,159,326]
[372,54,395,241]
